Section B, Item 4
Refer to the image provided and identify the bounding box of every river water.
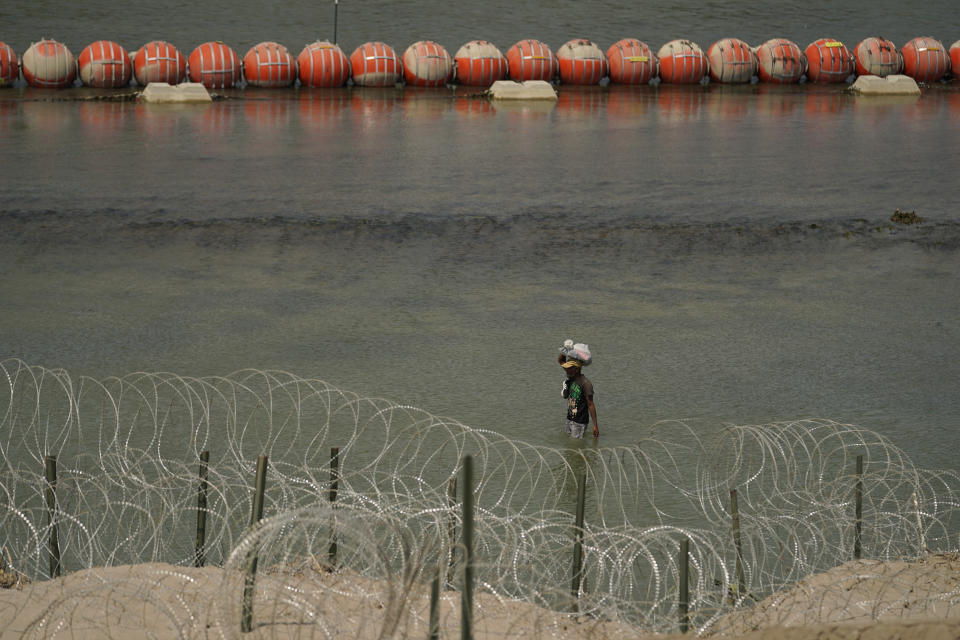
[1,1,959,471]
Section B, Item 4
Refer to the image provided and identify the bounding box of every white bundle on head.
[559,340,592,365]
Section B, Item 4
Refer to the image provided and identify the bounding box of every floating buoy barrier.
[657,40,708,84]
[297,41,350,88]
[134,41,186,86]
[21,39,76,88]
[0,42,17,87]
[453,40,507,87]
[402,40,453,87]
[853,37,902,77]
[78,40,132,88]
[900,36,949,83]
[756,38,806,83]
[5,33,960,92]
[605,38,656,85]
[506,39,558,82]
[243,42,296,88]
[556,38,607,85]
[189,41,241,89]
[350,41,402,87]
[707,37,756,83]
[804,39,853,83]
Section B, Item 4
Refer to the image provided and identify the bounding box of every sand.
[2,555,960,639]
[0,561,644,639]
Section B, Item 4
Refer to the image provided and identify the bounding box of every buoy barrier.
[3,34,960,90]
[350,41,402,87]
[297,41,350,88]
[454,40,507,87]
[21,39,76,88]
[0,41,17,87]
[805,38,853,83]
[188,41,241,89]
[402,40,453,87]
[756,38,806,84]
[854,37,902,77]
[606,39,657,85]
[506,39,558,82]
[134,41,186,86]
[707,37,756,84]
[900,36,949,83]
[556,38,608,85]
[243,42,296,88]
[78,40,132,89]
[657,40,708,84]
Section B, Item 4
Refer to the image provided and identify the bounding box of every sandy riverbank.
[2,555,960,639]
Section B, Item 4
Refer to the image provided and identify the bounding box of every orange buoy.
[134,41,186,85]
[707,37,756,83]
[605,38,657,85]
[0,42,18,87]
[349,41,402,86]
[756,38,806,83]
[243,42,297,87]
[900,36,949,82]
[952,41,960,78]
[453,40,507,86]
[556,38,607,85]
[298,41,350,87]
[506,39,558,82]
[78,40,132,88]
[402,40,453,87]
[853,37,901,77]
[21,39,76,88]
[656,40,707,84]
[188,41,241,89]
[804,38,853,83]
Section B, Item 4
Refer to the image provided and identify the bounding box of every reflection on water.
[1,82,957,226]
[3,83,956,132]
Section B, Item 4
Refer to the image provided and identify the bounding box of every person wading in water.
[558,354,599,439]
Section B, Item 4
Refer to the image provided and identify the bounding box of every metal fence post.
[460,455,474,640]
[329,447,339,569]
[730,488,745,599]
[44,455,61,578]
[571,469,587,606]
[241,455,268,633]
[678,538,689,633]
[195,450,210,567]
[855,455,863,560]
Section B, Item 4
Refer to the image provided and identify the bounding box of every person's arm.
[587,395,599,438]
